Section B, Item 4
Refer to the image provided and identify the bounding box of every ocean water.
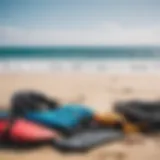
[0,46,160,73]
[0,46,160,59]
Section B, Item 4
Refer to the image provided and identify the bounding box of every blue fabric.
[25,104,93,130]
[0,112,8,119]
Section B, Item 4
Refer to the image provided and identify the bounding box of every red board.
[0,119,57,142]
[0,120,8,135]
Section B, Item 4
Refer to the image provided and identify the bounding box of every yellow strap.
[95,112,140,134]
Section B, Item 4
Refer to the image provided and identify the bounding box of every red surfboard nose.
[0,119,57,143]
[0,120,8,135]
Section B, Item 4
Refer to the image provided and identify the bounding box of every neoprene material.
[54,128,123,152]
[11,91,59,117]
[114,100,160,132]
[25,104,94,135]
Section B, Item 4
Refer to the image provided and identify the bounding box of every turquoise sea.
[0,46,160,59]
[0,46,160,73]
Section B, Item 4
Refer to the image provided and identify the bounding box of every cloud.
[0,22,160,46]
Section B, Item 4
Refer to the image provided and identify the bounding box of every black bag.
[10,90,59,117]
[53,128,123,152]
[114,100,160,132]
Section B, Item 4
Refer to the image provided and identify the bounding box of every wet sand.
[0,73,160,160]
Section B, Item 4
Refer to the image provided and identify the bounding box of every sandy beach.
[0,73,160,160]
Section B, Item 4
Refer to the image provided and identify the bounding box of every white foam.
[0,59,160,74]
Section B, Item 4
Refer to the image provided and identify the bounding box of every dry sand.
[0,73,160,160]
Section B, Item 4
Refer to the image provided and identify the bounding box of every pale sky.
[0,0,160,46]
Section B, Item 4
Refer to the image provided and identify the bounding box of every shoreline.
[0,59,160,73]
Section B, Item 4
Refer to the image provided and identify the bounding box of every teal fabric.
[25,104,93,131]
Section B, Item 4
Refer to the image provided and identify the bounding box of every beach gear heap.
[0,91,160,152]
